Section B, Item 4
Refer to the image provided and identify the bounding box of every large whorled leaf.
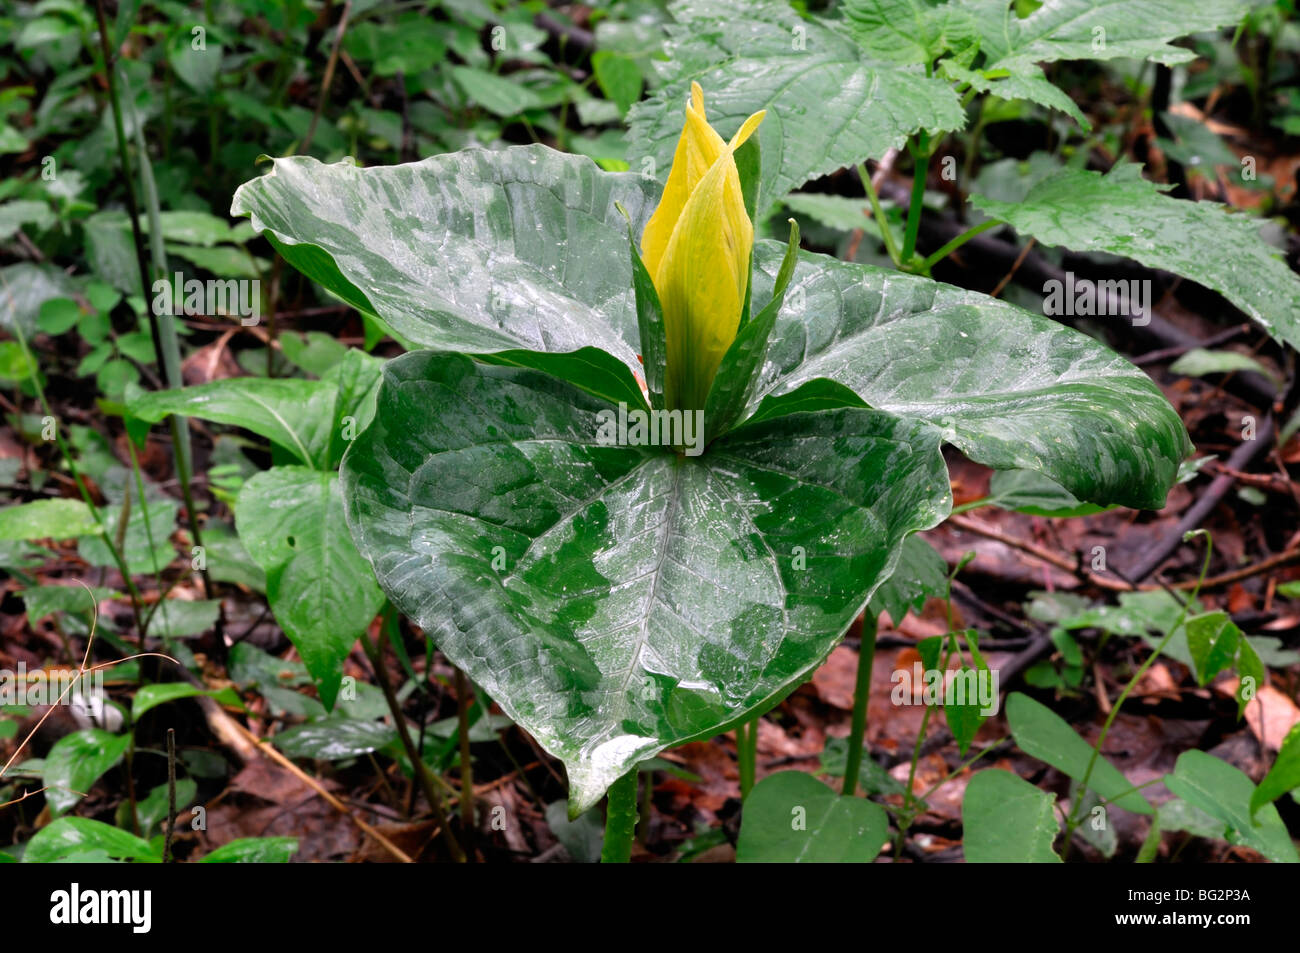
[234,145,1189,509]
[625,0,965,217]
[236,466,385,709]
[746,242,1191,510]
[231,146,658,363]
[970,164,1300,351]
[341,352,951,812]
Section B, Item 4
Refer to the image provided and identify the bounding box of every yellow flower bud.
[641,83,765,412]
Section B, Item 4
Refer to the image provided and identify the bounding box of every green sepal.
[703,219,801,444]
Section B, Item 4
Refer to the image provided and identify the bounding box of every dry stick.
[164,728,176,863]
[300,0,352,156]
[1127,415,1277,583]
[949,511,1300,593]
[224,718,414,863]
[362,623,465,862]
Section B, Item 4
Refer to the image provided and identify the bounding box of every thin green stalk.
[601,770,638,863]
[919,218,1002,272]
[737,717,759,799]
[842,614,878,797]
[164,728,176,862]
[363,610,465,862]
[454,666,476,859]
[855,162,901,266]
[900,131,931,264]
[93,0,210,600]
[1063,532,1213,849]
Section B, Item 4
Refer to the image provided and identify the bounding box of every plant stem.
[454,666,476,858]
[737,716,759,798]
[856,162,901,266]
[901,131,932,264]
[919,218,1002,272]
[842,613,878,797]
[164,728,176,863]
[600,770,638,863]
[362,613,464,862]
[1063,532,1213,848]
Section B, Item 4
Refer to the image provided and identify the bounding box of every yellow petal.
[654,148,752,412]
[640,86,726,278]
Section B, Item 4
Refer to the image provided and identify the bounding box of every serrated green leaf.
[341,351,951,812]
[626,0,965,217]
[970,164,1300,350]
[236,467,384,709]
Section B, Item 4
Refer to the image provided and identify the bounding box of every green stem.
[900,131,931,264]
[737,717,759,799]
[919,219,1002,272]
[842,614,878,797]
[856,162,901,266]
[1063,533,1213,848]
[601,770,639,863]
[363,610,464,862]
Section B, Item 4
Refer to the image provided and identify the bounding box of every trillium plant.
[220,81,1191,861]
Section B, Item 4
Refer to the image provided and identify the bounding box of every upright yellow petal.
[638,84,766,413]
[640,83,727,277]
[654,148,751,412]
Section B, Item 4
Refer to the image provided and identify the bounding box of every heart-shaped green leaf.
[233,145,1188,509]
[737,771,890,862]
[341,351,951,811]
[236,466,385,709]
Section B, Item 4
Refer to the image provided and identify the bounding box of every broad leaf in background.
[0,499,97,540]
[868,533,947,623]
[626,0,965,217]
[1006,692,1153,814]
[231,146,659,363]
[236,467,384,709]
[736,771,889,862]
[970,164,1300,351]
[748,244,1191,510]
[1165,750,1298,863]
[1249,723,1300,821]
[962,0,1250,69]
[22,817,160,864]
[129,378,337,469]
[962,769,1061,862]
[198,837,299,863]
[43,728,132,816]
[342,352,951,811]
[982,468,1111,518]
